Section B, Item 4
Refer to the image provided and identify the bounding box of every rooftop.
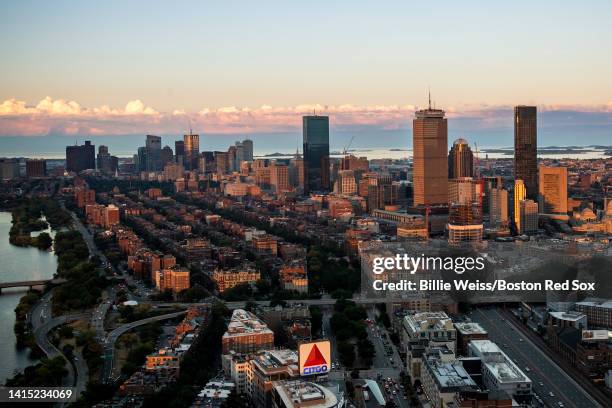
[575,298,612,310]
[469,340,531,385]
[455,322,488,335]
[426,358,478,390]
[549,311,587,322]
[274,380,338,408]
[223,309,273,337]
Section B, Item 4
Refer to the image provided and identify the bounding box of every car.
[539,382,544,386]
[524,367,530,372]
[549,392,555,397]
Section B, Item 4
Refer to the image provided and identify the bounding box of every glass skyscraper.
[514,106,538,199]
[302,115,330,195]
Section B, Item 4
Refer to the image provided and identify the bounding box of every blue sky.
[0,1,611,137]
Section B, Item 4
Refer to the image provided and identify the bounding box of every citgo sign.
[299,340,331,376]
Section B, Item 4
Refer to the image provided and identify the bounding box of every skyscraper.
[97,145,118,174]
[448,138,474,179]
[519,199,539,234]
[514,106,538,199]
[302,115,330,194]
[412,98,448,206]
[289,151,304,190]
[489,187,509,227]
[145,135,162,171]
[184,133,200,170]
[242,139,254,162]
[175,140,185,166]
[539,166,568,215]
[161,145,174,166]
[514,179,526,227]
[66,140,95,173]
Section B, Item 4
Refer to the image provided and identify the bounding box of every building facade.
[514,106,538,199]
[413,103,448,206]
[302,115,330,194]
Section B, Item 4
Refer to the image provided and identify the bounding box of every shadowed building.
[26,159,47,178]
[514,106,538,199]
[413,97,448,206]
[448,138,473,179]
[302,115,330,194]
[66,140,95,173]
[175,140,185,166]
[145,135,162,171]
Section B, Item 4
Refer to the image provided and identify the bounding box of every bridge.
[0,278,66,293]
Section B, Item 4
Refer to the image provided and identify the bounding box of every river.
[0,212,58,383]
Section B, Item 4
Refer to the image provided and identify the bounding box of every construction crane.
[343,135,356,155]
[474,142,481,179]
[473,142,485,210]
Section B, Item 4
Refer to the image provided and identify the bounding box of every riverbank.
[0,211,58,383]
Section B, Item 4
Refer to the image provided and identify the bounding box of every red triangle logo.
[304,344,327,367]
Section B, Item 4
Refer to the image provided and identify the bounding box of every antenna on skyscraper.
[428,87,432,110]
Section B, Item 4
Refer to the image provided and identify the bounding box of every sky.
[1,0,611,139]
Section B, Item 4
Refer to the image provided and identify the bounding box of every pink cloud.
[1,96,611,137]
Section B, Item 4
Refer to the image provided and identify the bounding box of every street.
[471,307,601,408]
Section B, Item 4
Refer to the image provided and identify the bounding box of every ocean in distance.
[0,129,610,160]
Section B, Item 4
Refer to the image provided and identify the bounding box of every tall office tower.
[336,170,357,195]
[199,151,215,173]
[175,140,185,166]
[227,145,238,172]
[137,147,147,172]
[234,142,244,169]
[161,145,174,166]
[242,139,254,162]
[145,135,162,171]
[215,151,230,175]
[412,98,448,206]
[66,140,95,173]
[289,152,304,190]
[448,138,474,178]
[539,166,568,215]
[302,115,330,195]
[183,133,200,170]
[514,179,526,227]
[448,177,476,205]
[97,145,118,174]
[519,199,539,234]
[25,159,46,178]
[514,106,538,199]
[482,176,503,215]
[489,187,509,227]
[270,162,290,193]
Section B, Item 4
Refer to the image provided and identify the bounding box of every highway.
[29,291,90,398]
[471,307,601,408]
[101,310,187,383]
